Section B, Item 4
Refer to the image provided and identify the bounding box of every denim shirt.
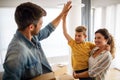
[3,23,55,80]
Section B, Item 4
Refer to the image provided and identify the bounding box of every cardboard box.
[57,74,74,80]
[32,64,78,80]
[52,64,76,80]
[52,64,67,76]
[31,72,56,80]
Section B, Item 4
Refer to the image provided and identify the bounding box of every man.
[3,1,72,80]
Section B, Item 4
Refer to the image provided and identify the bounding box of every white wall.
[92,0,120,7]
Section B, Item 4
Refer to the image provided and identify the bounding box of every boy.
[62,13,95,80]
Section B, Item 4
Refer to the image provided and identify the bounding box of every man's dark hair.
[15,2,46,30]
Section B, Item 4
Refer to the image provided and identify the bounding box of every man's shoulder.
[9,37,25,48]
[8,38,28,55]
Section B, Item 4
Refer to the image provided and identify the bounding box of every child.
[62,13,95,80]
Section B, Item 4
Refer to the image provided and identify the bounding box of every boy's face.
[75,32,86,44]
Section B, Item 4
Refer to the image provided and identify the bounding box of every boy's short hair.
[75,26,87,35]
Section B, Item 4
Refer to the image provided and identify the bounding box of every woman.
[73,28,115,80]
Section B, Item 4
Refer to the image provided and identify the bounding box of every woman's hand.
[73,72,79,79]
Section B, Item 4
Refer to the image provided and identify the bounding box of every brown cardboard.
[31,72,56,80]
[52,64,76,80]
[57,74,74,80]
[52,64,67,77]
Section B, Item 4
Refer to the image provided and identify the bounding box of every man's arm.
[3,50,24,80]
[37,1,72,41]
[73,51,112,79]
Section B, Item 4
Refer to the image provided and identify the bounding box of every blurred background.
[0,0,120,79]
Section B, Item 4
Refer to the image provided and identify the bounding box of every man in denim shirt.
[3,1,72,80]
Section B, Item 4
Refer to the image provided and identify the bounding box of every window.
[91,7,102,41]
[106,5,116,35]
[41,8,69,57]
[0,8,17,65]
[113,4,120,69]
[93,7,102,32]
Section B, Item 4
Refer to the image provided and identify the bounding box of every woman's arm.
[88,51,112,77]
[73,71,89,79]
[73,51,112,79]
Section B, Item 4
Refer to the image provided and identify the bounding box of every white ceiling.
[0,0,68,8]
[0,0,120,8]
[92,0,120,8]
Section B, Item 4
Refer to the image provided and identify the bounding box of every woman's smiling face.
[95,33,108,48]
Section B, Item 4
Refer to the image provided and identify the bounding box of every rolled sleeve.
[48,22,56,30]
[37,23,56,41]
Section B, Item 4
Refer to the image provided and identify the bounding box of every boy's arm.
[62,10,72,42]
